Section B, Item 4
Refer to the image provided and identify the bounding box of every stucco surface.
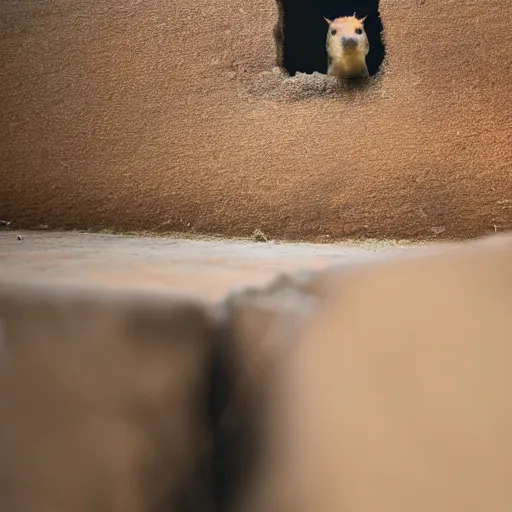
[1,0,511,239]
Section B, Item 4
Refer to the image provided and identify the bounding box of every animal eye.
[331,29,337,35]
[355,28,363,35]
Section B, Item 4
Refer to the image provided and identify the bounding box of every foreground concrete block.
[237,234,512,512]
[0,286,217,512]
[1,233,512,512]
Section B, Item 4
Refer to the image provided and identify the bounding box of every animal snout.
[341,37,358,50]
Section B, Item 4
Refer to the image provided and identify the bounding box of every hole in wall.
[275,0,386,78]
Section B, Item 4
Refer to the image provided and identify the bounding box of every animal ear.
[323,16,332,25]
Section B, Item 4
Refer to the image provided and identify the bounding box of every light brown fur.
[324,14,370,79]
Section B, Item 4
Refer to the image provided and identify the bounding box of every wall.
[1,0,511,240]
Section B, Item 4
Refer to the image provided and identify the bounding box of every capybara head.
[324,14,369,61]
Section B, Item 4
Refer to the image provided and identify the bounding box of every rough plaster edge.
[242,67,385,102]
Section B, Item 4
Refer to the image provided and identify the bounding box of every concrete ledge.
[1,232,512,511]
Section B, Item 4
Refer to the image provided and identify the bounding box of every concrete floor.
[0,231,434,301]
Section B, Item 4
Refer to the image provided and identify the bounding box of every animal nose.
[342,37,358,49]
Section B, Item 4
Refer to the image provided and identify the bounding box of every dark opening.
[276,0,385,77]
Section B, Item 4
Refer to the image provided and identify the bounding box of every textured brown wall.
[1,0,511,240]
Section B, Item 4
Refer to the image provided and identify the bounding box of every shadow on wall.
[275,0,385,77]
